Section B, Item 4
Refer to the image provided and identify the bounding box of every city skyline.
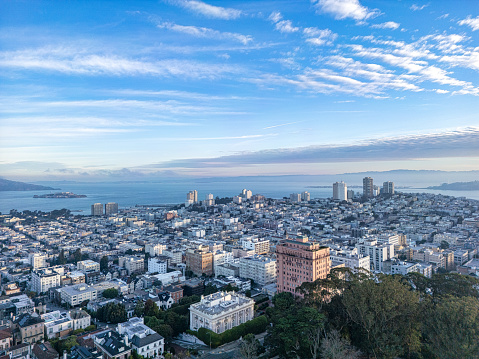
[1,0,478,180]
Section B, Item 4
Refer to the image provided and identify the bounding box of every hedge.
[193,315,269,348]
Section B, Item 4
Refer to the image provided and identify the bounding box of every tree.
[59,249,66,265]
[320,330,361,359]
[73,248,82,264]
[423,295,479,358]
[265,292,325,359]
[239,333,260,359]
[100,256,109,272]
[102,288,119,299]
[341,275,420,358]
[144,299,159,317]
[134,300,145,317]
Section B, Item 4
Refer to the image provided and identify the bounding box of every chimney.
[63,351,67,359]
[124,334,129,346]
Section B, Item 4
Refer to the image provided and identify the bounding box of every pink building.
[276,236,330,295]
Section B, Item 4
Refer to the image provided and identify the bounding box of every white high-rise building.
[91,203,103,216]
[383,181,395,195]
[29,253,48,270]
[333,182,347,201]
[105,202,119,215]
[357,240,395,272]
[301,191,310,201]
[148,258,167,274]
[290,193,301,202]
[239,255,276,286]
[240,189,252,199]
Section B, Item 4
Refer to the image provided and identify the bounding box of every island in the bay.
[0,178,58,191]
[427,180,479,191]
[33,192,87,198]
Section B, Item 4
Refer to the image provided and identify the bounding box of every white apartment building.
[357,240,395,272]
[330,250,370,273]
[60,281,120,307]
[145,243,166,257]
[290,193,301,202]
[162,249,183,265]
[190,292,254,334]
[42,309,91,339]
[333,182,347,201]
[150,271,185,286]
[147,258,167,274]
[241,237,270,255]
[212,250,235,272]
[31,267,63,294]
[301,191,310,201]
[77,260,100,272]
[119,256,145,275]
[29,253,48,270]
[239,255,276,286]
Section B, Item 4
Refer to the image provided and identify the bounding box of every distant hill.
[427,181,479,191]
[0,178,59,191]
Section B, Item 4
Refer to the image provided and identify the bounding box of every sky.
[1,0,478,181]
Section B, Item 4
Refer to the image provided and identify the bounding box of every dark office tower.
[363,177,374,198]
[105,202,119,215]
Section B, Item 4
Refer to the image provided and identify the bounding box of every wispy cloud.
[458,16,479,31]
[371,22,400,30]
[155,20,252,44]
[171,0,242,19]
[268,11,299,33]
[0,47,242,79]
[151,127,479,168]
[410,4,428,11]
[303,27,337,45]
[312,0,380,21]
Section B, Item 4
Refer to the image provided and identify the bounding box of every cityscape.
[1,177,478,358]
[2,0,479,358]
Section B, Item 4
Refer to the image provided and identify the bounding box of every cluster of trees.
[136,296,201,345]
[190,315,268,348]
[102,288,119,299]
[265,268,479,359]
[94,302,127,324]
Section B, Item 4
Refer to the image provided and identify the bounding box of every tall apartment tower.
[104,202,119,215]
[363,177,374,198]
[333,181,347,201]
[383,181,395,195]
[301,191,310,201]
[276,235,331,296]
[91,203,103,216]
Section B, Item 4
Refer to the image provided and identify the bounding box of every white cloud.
[435,89,449,94]
[173,0,242,19]
[0,47,242,79]
[371,21,400,30]
[304,27,338,45]
[268,11,299,33]
[458,16,479,31]
[156,21,252,44]
[410,4,428,11]
[312,0,380,21]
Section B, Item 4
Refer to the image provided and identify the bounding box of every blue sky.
[1,0,478,180]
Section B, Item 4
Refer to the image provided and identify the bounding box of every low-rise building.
[117,317,164,358]
[239,255,276,286]
[189,291,254,334]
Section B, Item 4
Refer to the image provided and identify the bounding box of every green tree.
[134,300,145,317]
[100,255,109,272]
[144,299,160,317]
[73,248,82,264]
[342,275,420,359]
[102,288,119,299]
[59,249,66,265]
[423,295,479,358]
[265,292,325,359]
[320,330,361,359]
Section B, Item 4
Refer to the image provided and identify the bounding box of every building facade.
[189,292,254,334]
[363,177,374,198]
[276,236,331,295]
[333,181,347,201]
[239,255,276,286]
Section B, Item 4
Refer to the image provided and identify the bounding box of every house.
[94,330,131,359]
[13,313,44,345]
[32,342,59,359]
[155,293,173,311]
[117,317,164,358]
